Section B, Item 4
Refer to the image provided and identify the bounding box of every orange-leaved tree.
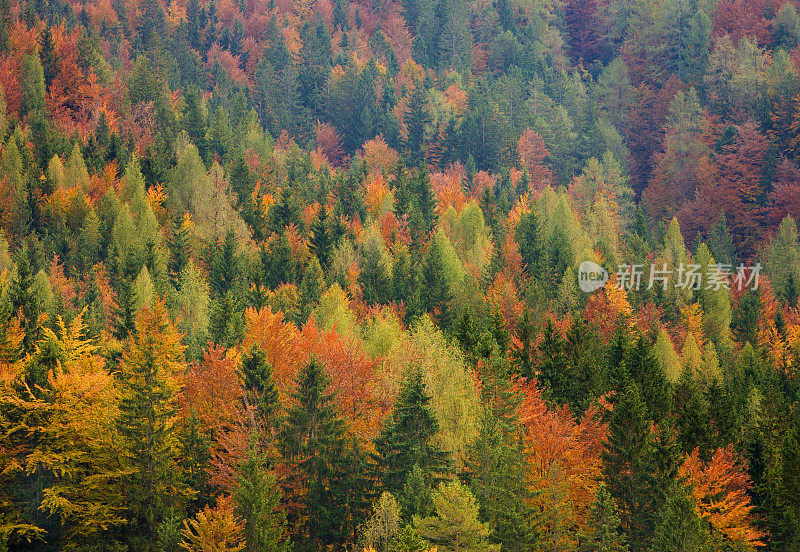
[680,446,765,547]
[515,378,607,544]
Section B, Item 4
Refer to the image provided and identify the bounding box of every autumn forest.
[0,0,799,550]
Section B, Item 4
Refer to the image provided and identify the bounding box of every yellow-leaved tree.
[4,311,125,548]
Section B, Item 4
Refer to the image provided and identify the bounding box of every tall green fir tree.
[116,303,188,552]
[375,369,451,499]
[279,357,372,552]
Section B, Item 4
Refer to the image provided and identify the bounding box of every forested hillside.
[0,0,799,550]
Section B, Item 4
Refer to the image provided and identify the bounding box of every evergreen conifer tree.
[233,452,291,552]
[280,357,368,551]
[578,484,629,552]
[116,303,187,551]
[375,369,450,497]
[602,385,676,552]
[421,238,454,329]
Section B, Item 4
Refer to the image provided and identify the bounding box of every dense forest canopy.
[0,0,799,550]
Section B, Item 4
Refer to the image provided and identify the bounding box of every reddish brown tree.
[769,157,800,224]
[678,121,768,252]
[712,0,771,46]
[315,122,346,167]
[517,128,552,191]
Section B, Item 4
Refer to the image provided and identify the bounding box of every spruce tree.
[309,205,335,269]
[393,162,411,219]
[391,244,421,321]
[233,452,291,552]
[262,229,299,289]
[210,229,240,298]
[298,257,325,323]
[116,303,187,551]
[421,237,454,329]
[239,346,281,437]
[413,167,438,238]
[405,87,430,164]
[238,345,281,459]
[515,209,542,277]
[536,319,570,405]
[602,385,674,552]
[268,187,303,235]
[764,420,800,551]
[649,484,707,552]
[11,246,43,354]
[467,392,535,552]
[280,357,366,551]
[359,241,392,306]
[672,368,714,459]
[578,484,629,552]
[375,369,450,498]
[177,411,213,515]
[511,310,536,379]
[168,215,191,290]
[626,337,671,421]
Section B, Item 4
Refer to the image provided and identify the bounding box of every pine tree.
[375,369,451,498]
[116,302,187,551]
